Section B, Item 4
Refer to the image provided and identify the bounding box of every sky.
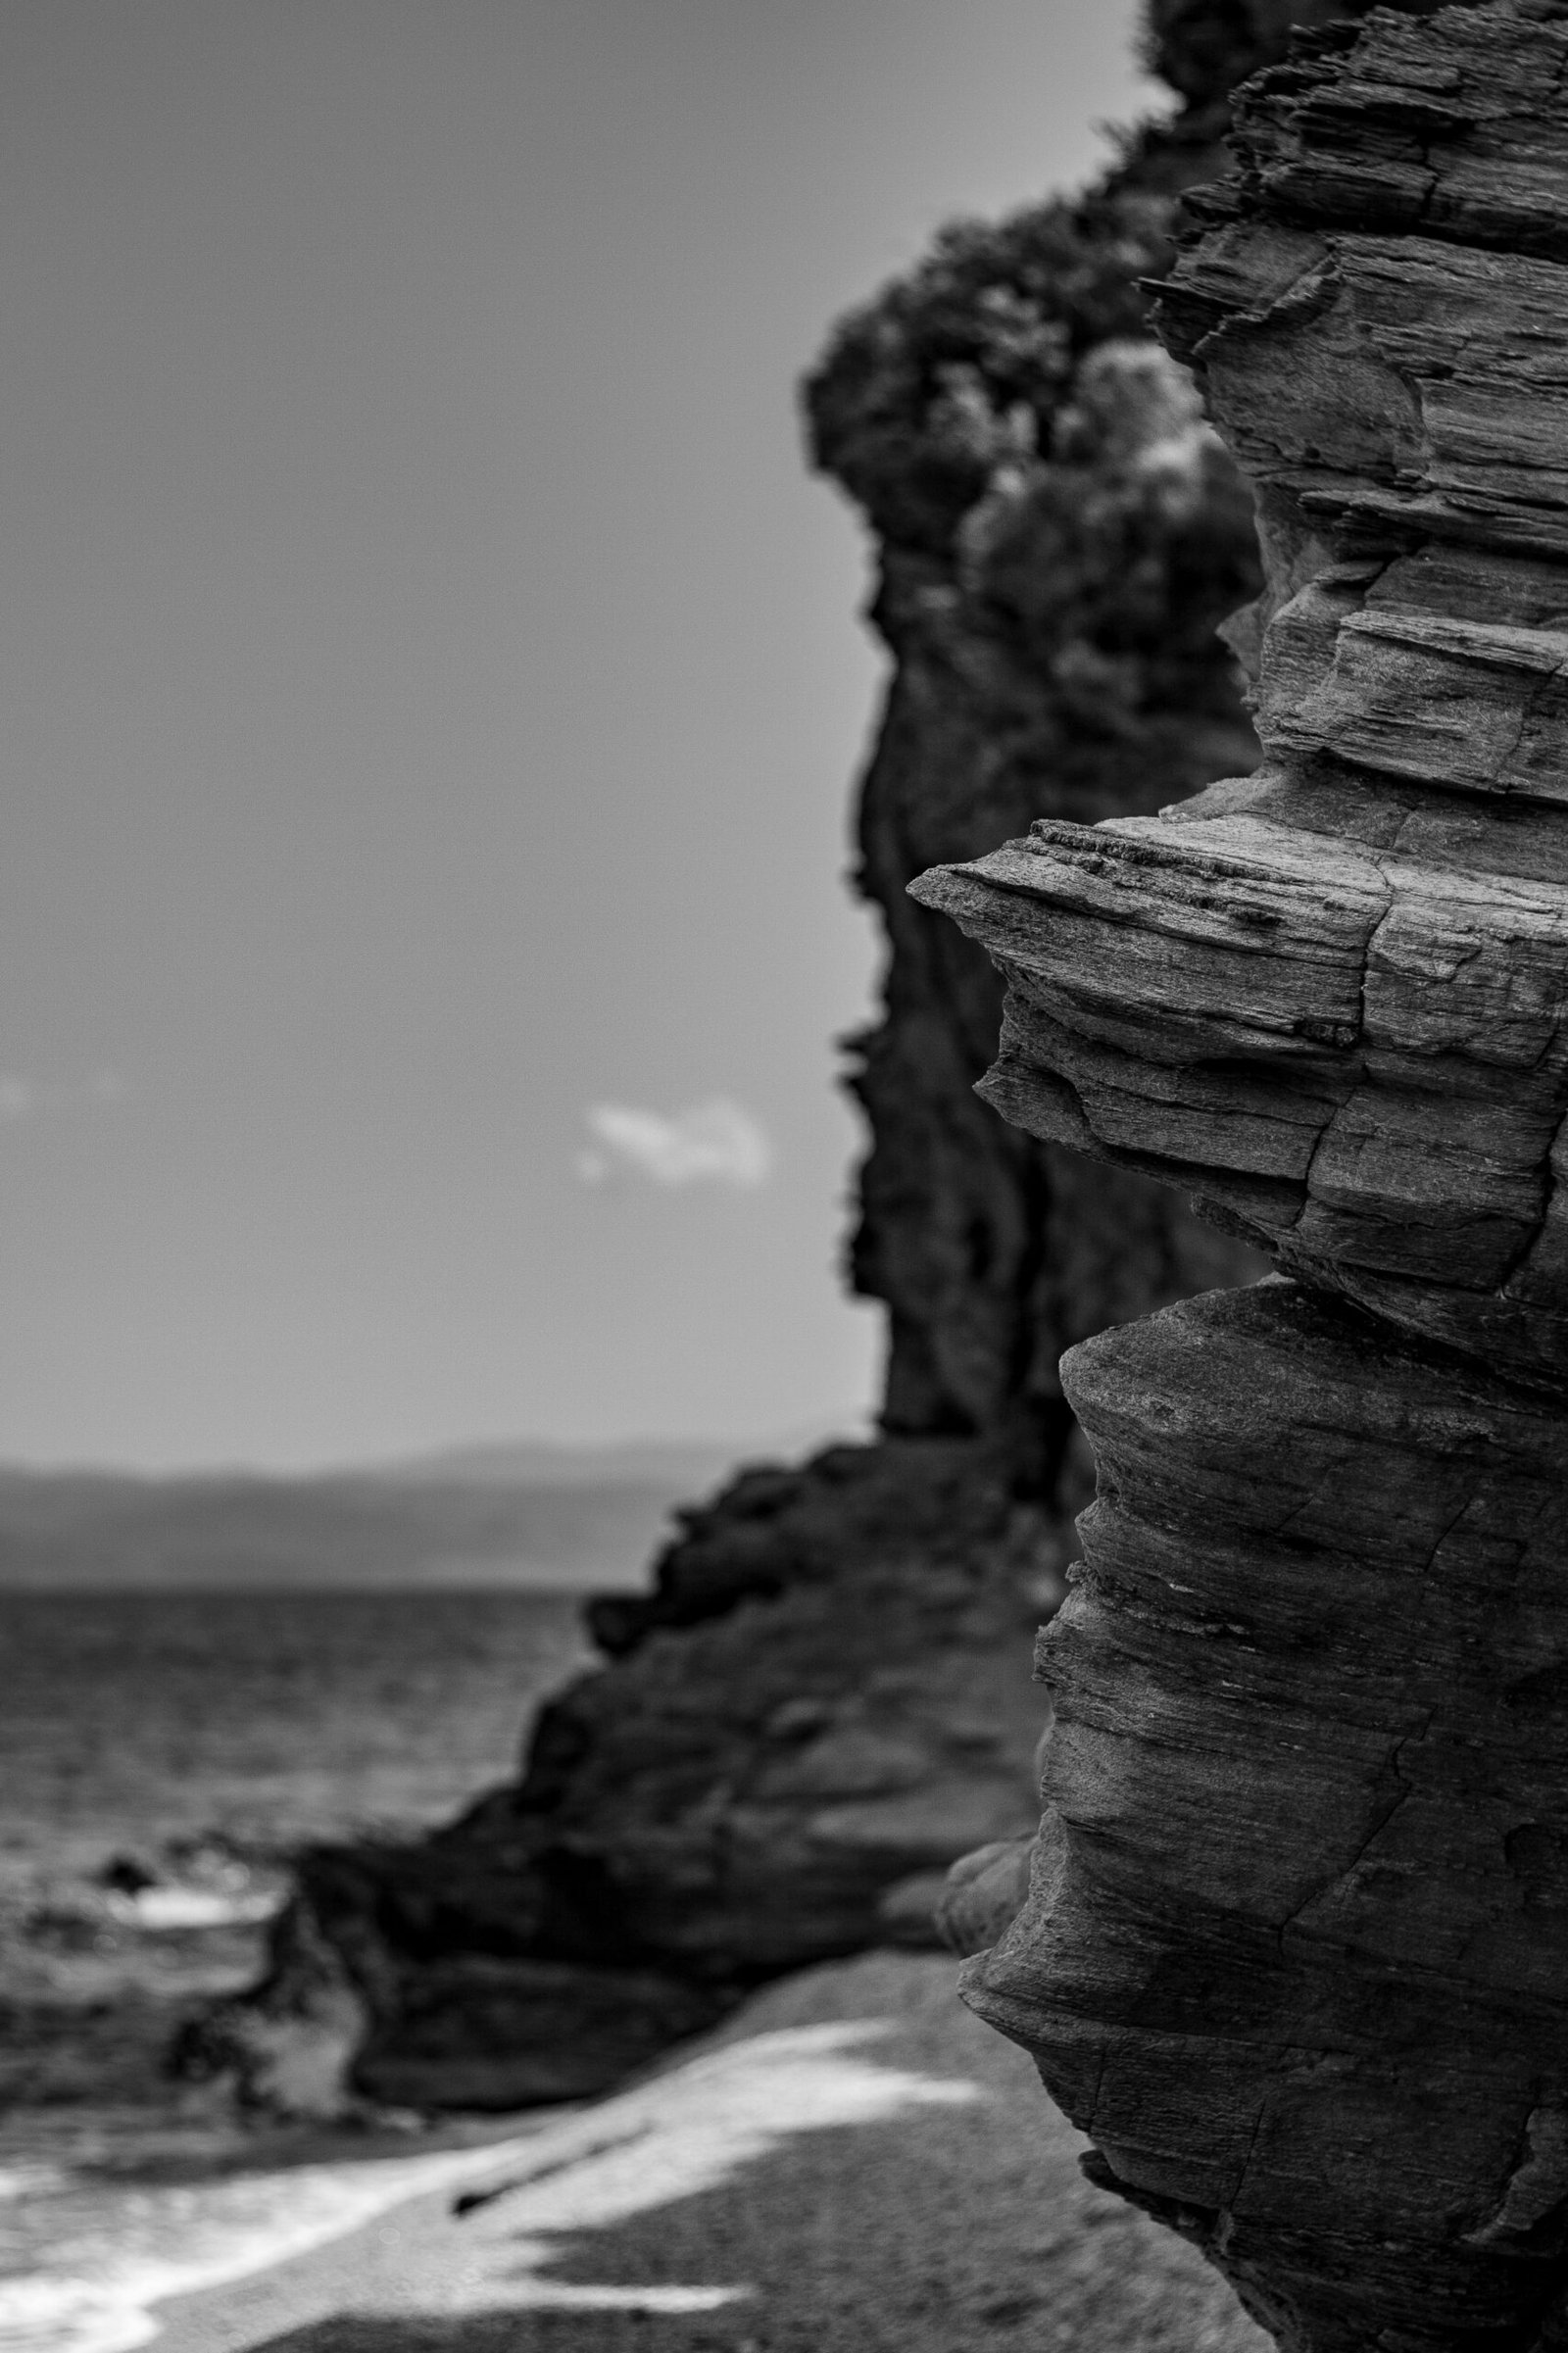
[0,0,1162,1470]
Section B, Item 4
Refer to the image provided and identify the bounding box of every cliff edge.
[916,5,1568,2345]
[183,0,1386,2117]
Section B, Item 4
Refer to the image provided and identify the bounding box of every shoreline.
[117,1953,1268,2353]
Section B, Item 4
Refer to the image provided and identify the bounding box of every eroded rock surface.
[917,9,1568,2347]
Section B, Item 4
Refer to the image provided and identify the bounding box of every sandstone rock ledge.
[915,9,1568,2348]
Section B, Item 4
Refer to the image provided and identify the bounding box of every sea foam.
[0,2018,984,2351]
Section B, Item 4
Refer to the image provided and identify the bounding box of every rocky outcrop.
[916,8,1568,2346]
[796,0,1461,1475]
[188,4,1429,2119]
[199,1441,1051,2111]
[806,269,1261,1473]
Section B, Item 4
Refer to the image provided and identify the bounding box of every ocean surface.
[0,1590,593,1896]
[0,1589,596,2351]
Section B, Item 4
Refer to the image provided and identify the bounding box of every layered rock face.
[916,8,1568,2346]
[797,0,1461,1475]
[191,4,1411,2117]
[804,191,1262,1473]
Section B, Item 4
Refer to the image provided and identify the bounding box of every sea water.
[0,1590,593,1894]
[0,1589,594,2349]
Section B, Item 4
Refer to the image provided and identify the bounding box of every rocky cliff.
[918,6,1568,2346]
[185,3,1380,2117]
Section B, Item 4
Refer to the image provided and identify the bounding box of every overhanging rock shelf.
[913,7,1568,2349]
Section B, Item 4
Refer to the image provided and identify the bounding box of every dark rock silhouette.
[181,2,1403,2116]
[918,6,1568,2345]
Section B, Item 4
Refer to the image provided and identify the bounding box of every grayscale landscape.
[10,0,1558,2347]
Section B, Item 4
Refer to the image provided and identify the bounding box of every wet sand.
[148,1953,1269,2353]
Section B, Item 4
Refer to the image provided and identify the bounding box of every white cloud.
[576,1098,773,1190]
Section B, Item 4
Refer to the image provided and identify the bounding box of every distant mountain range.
[0,1424,866,1593]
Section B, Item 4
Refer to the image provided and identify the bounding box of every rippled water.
[0,1590,592,1895]
[0,1590,597,2351]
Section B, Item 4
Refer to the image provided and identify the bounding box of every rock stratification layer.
[803,211,1262,1471]
[915,8,1568,2348]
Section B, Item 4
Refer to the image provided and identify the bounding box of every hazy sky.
[0,0,1160,1469]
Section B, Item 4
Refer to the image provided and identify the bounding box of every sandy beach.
[132,1953,1269,2353]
